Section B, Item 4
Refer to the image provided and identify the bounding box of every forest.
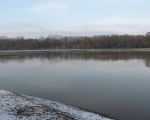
[0,35,150,50]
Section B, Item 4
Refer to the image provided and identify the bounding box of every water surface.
[0,50,150,120]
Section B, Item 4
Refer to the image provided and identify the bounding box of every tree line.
[0,35,150,50]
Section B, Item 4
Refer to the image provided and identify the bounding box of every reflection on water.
[0,50,150,120]
[0,51,150,67]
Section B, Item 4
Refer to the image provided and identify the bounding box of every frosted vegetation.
[0,90,113,120]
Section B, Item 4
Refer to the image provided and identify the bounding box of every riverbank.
[0,90,113,120]
[0,48,149,54]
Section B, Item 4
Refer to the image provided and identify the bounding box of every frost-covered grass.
[0,90,114,120]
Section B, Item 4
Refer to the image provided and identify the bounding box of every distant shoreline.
[0,48,150,54]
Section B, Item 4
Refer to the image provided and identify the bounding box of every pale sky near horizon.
[0,0,150,38]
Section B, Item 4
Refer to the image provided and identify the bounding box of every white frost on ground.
[0,90,114,120]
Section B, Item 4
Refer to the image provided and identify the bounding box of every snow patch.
[0,90,114,120]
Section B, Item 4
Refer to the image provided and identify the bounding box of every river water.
[0,50,150,120]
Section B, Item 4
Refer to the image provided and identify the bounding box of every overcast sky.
[0,0,150,37]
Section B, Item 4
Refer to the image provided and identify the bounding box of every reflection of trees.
[0,50,150,67]
[145,59,150,67]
